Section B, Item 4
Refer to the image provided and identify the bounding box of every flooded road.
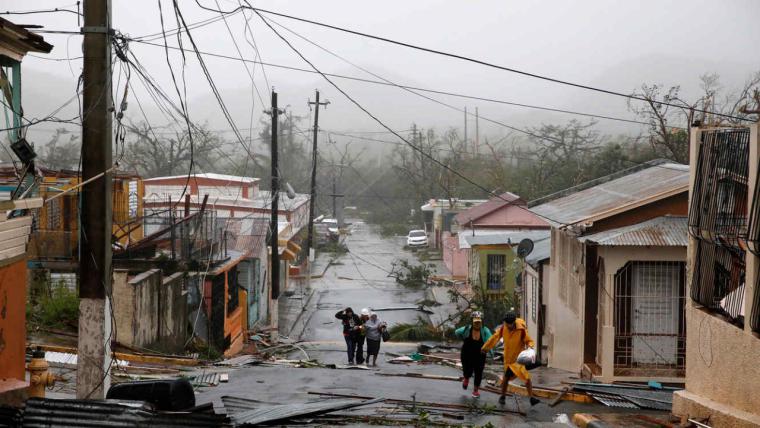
[296,220,430,343]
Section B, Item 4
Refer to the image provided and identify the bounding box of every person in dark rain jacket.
[454,311,492,398]
[335,307,363,364]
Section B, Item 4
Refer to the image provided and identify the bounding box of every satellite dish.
[517,238,534,258]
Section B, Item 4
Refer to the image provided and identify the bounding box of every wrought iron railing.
[691,240,746,326]
[688,128,750,247]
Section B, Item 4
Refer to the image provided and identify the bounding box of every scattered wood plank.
[0,197,43,211]
[549,386,570,407]
[375,372,461,382]
[308,390,525,416]
[31,343,201,366]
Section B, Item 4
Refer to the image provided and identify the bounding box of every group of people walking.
[335,307,387,366]
[456,310,540,405]
[335,306,539,406]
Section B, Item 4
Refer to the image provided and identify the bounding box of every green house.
[464,231,549,300]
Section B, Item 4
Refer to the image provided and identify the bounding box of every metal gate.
[614,261,685,375]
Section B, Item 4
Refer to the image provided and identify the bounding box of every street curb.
[291,259,333,280]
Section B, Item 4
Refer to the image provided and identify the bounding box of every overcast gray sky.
[6,0,760,149]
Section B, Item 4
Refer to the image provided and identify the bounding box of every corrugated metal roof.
[581,216,688,247]
[530,161,689,226]
[463,230,550,248]
[21,398,230,427]
[453,192,522,224]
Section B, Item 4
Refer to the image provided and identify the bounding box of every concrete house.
[443,192,549,278]
[523,236,551,364]
[672,124,760,427]
[463,230,550,301]
[531,160,690,383]
[0,16,52,404]
[421,198,487,250]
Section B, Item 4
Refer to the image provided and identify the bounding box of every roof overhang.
[560,185,688,230]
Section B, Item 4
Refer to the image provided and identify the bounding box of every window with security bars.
[486,254,506,290]
[614,261,685,376]
[689,127,751,329]
[692,238,746,327]
[688,128,750,246]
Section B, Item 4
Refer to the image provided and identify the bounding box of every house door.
[631,263,680,365]
[238,259,259,329]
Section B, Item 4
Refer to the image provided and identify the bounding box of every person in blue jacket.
[454,311,492,398]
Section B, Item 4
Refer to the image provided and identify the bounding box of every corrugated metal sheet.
[21,398,230,427]
[581,215,688,247]
[588,393,639,409]
[573,384,673,410]
[228,397,384,426]
[530,161,689,226]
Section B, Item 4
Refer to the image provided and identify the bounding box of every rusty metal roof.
[530,161,689,226]
[581,215,688,247]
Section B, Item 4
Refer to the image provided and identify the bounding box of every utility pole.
[306,91,329,266]
[475,106,480,155]
[78,0,113,399]
[463,106,468,146]
[329,168,345,226]
[305,91,328,309]
[267,90,284,341]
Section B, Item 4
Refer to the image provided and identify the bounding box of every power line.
[252,9,566,228]
[249,6,751,123]
[125,37,672,129]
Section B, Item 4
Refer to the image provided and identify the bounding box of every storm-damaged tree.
[37,128,80,170]
[256,113,311,189]
[630,71,760,164]
[123,123,223,178]
[515,120,603,199]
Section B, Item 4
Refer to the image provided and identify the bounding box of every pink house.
[443,192,550,278]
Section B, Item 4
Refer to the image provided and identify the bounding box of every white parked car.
[321,218,339,234]
[406,230,429,247]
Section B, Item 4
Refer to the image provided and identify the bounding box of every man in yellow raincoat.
[481,311,540,406]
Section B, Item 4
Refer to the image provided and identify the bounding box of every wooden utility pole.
[269,90,281,300]
[475,106,480,154]
[78,0,113,399]
[306,91,329,264]
[464,106,468,145]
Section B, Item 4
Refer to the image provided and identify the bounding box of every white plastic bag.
[516,347,536,365]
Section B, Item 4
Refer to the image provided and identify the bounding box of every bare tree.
[37,128,80,170]
[123,123,222,178]
[630,71,760,164]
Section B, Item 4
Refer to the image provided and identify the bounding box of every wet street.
[195,221,579,426]
[289,219,431,346]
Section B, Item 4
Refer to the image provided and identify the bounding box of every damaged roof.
[530,160,689,227]
[581,215,688,247]
[0,18,53,61]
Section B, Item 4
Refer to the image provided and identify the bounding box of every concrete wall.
[442,233,468,278]
[524,263,541,344]
[113,269,187,353]
[546,228,585,373]
[672,124,760,427]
